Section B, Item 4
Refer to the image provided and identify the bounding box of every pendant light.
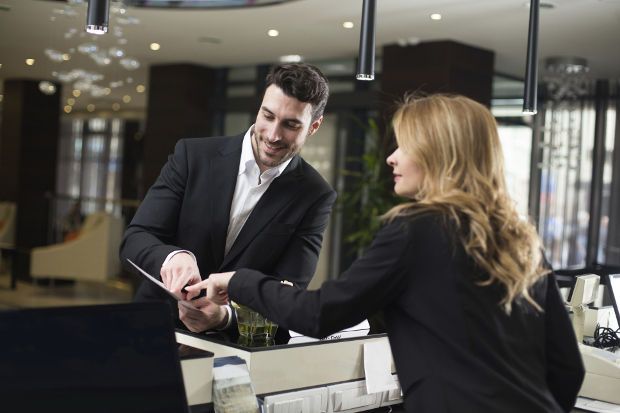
[86,0,110,35]
[356,0,376,81]
[523,0,540,115]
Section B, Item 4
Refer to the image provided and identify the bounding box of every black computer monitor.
[0,302,189,413]
[607,274,620,328]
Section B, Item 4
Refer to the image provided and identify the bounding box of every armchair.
[30,211,124,282]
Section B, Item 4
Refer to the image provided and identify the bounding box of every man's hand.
[160,252,201,298]
[178,297,228,333]
[185,271,235,305]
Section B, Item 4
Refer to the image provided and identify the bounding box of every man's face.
[252,84,323,172]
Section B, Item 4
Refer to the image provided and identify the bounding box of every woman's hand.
[185,271,236,305]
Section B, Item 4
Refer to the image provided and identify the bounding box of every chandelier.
[44,0,141,101]
[544,57,591,101]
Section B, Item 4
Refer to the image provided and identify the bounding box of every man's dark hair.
[265,63,329,121]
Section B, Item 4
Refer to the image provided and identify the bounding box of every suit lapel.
[221,156,303,269]
[209,135,243,269]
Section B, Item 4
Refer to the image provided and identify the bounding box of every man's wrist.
[214,304,232,331]
[162,250,196,267]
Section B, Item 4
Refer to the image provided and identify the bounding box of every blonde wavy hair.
[384,94,548,313]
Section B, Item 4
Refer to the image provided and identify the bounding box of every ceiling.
[0,0,619,113]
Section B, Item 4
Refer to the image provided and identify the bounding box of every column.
[381,40,495,107]
[142,64,217,189]
[0,79,61,248]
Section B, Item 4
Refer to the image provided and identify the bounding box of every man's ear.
[307,116,324,137]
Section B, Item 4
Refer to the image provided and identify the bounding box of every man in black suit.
[120,63,336,333]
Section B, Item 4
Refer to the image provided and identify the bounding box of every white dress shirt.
[224,126,292,255]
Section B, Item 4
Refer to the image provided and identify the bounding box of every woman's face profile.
[386,146,423,199]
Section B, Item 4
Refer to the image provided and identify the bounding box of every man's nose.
[265,124,282,142]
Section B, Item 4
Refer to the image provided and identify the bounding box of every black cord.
[593,324,620,350]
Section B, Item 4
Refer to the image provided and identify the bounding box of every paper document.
[364,340,397,394]
[126,259,194,308]
[289,319,370,339]
[575,397,620,412]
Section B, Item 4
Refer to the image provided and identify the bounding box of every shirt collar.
[239,125,293,181]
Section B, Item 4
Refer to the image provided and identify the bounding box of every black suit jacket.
[229,213,585,413]
[120,134,336,310]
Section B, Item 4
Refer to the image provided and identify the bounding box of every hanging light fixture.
[522,0,540,115]
[86,0,110,35]
[544,57,590,101]
[356,0,376,81]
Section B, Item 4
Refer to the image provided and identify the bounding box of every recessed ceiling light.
[122,95,131,103]
[62,54,71,61]
[0,63,3,69]
[343,21,354,29]
[279,54,303,63]
[430,13,442,20]
[104,88,112,95]
[267,29,279,37]
[64,105,72,114]
[136,84,145,93]
[150,42,161,51]
[112,102,120,111]
[87,104,95,112]
[67,98,75,106]
[72,89,81,98]
[25,58,35,66]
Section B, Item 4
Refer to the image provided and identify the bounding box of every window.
[54,117,125,241]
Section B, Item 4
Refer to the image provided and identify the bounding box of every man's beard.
[253,132,292,168]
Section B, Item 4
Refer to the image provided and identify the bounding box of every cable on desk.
[592,324,620,351]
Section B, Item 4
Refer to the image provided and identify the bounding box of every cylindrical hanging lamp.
[522,0,540,114]
[86,0,110,35]
[356,0,376,81]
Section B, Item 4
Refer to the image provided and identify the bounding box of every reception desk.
[176,329,402,413]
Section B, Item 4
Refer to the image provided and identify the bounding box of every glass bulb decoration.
[109,47,125,58]
[120,57,140,70]
[78,43,99,54]
[38,81,57,95]
[45,49,65,62]
[64,28,78,39]
[90,85,108,97]
[91,51,112,66]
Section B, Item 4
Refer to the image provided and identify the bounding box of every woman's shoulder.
[381,209,451,242]
[387,209,447,229]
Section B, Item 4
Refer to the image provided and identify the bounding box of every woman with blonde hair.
[187,94,584,412]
